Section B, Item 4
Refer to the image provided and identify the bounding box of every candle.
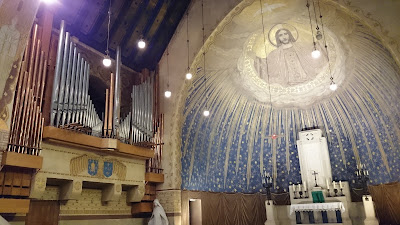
[293,184,296,192]
[298,184,301,192]
[303,181,307,191]
[339,181,343,189]
[264,171,267,177]
[262,177,266,184]
[326,179,330,189]
[366,170,369,176]
[356,171,359,176]
[333,181,336,189]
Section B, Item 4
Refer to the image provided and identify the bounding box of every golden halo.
[268,23,298,47]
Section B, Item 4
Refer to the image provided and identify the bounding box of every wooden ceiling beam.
[130,0,169,64]
[138,0,189,70]
[121,0,161,61]
[109,0,145,52]
[92,0,125,45]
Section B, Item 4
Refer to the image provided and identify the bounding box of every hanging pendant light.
[329,82,337,91]
[315,0,338,91]
[103,0,112,67]
[164,90,172,98]
[103,52,111,67]
[185,11,192,80]
[306,0,321,59]
[311,48,321,58]
[186,71,193,80]
[201,0,209,117]
[138,38,146,49]
[165,46,172,98]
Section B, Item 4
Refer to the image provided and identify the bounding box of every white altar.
[263,129,379,225]
[297,129,332,188]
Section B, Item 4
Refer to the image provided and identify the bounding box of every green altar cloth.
[311,191,325,203]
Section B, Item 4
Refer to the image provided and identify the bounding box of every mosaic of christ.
[254,23,327,87]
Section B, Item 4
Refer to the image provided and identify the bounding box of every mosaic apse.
[181,0,400,193]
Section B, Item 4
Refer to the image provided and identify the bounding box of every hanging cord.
[186,11,190,71]
[259,0,272,107]
[312,0,320,31]
[106,0,112,55]
[166,47,170,88]
[306,0,317,50]
[202,0,208,109]
[317,0,334,82]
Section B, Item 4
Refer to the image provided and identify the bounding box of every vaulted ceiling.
[51,0,190,71]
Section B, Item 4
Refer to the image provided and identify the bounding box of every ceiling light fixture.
[103,0,112,67]
[201,0,209,117]
[103,55,111,67]
[329,81,337,91]
[164,90,171,98]
[316,0,338,91]
[185,11,192,80]
[165,47,171,98]
[306,0,320,59]
[138,38,146,49]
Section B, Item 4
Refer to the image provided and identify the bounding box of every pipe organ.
[50,21,103,136]
[7,20,163,175]
[117,76,154,144]
[7,24,46,156]
[48,20,163,168]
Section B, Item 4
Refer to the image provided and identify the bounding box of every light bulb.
[203,110,210,117]
[164,90,171,98]
[311,49,321,59]
[186,72,192,80]
[138,39,146,49]
[102,56,111,67]
[330,83,338,91]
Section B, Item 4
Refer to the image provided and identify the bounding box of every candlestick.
[339,181,343,189]
[333,181,336,189]
[303,181,307,191]
[297,184,301,192]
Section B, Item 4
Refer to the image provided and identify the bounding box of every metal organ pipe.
[7,24,47,155]
[113,46,122,138]
[49,21,102,135]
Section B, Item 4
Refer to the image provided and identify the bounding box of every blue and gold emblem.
[70,155,126,179]
[88,159,99,176]
[103,161,113,177]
